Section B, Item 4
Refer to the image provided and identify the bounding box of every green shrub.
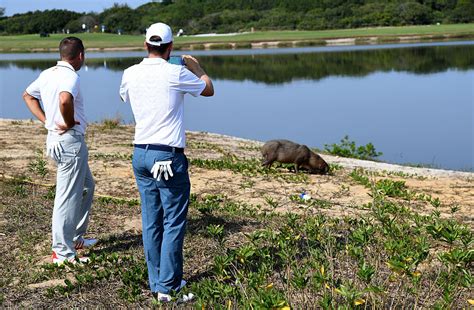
[100,118,121,130]
[325,135,382,160]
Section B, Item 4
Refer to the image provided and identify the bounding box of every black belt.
[134,144,184,153]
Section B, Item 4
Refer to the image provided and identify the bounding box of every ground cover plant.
[1,175,472,308]
[0,121,472,308]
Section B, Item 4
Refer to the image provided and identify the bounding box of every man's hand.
[182,55,214,97]
[55,121,80,135]
[182,55,204,75]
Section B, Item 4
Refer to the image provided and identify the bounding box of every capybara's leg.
[262,159,274,168]
[292,164,299,173]
[294,157,305,174]
[261,152,268,165]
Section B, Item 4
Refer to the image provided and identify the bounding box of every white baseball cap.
[145,23,173,46]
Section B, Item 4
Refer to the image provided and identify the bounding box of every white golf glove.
[150,161,174,181]
[46,141,63,161]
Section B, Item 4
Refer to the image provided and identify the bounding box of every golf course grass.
[0,23,473,52]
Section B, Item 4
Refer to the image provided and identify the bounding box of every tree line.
[0,0,473,35]
[3,44,473,84]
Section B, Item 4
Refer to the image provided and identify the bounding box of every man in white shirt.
[120,22,214,302]
[22,37,97,265]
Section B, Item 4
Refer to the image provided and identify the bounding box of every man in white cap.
[22,37,97,265]
[119,22,214,302]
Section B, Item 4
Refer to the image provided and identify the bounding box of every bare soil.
[1,119,472,227]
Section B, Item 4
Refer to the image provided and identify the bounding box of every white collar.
[141,57,167,65]
[56,61,76,72]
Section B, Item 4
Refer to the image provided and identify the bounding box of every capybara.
[261,139,329,174]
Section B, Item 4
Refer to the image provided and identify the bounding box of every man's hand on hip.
[55,121,80,135]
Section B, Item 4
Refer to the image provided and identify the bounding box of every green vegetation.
[1,1,473,36]
[325,135,383,160]
[1,173,472,307]
[96,195,140,207]
[27,149,49,178]
[1,123,472,307]
[1,24,474,52]
[99,118,122,130]
[190,156,309,183]
[349,168,445,206]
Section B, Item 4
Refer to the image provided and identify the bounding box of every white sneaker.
[179,293,195,303]
[52,251,89,265]
[74,238,98,250]
[156,292,195,303]
[155,280,193,303]
[157,292,172,303]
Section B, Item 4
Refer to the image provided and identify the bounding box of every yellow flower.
[320,265,325,276]
[265,283,274,289]
[354,298,366,306]
[412,271,421,277]
[276,307,291,310]
[468,299,474,305]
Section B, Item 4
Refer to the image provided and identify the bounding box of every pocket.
[171,153,185,173]
[58,139,82,165]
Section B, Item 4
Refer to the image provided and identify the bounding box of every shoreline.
[1,32,473,53]
[2,119,472,178]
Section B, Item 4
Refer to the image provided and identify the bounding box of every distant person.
[22,37,97,264]
[119,22,214,302]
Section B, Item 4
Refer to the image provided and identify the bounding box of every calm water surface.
[1,42,473,171]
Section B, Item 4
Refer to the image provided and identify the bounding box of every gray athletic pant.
[47,130,95,260]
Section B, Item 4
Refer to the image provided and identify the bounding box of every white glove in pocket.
[150,160,174,181]
[46,141,63,161]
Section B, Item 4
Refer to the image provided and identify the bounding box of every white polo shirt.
[120,57,206,148]
[25,61,87,134]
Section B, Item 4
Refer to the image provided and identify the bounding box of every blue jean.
[132,146,190,294]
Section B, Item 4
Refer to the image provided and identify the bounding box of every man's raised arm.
[183,55,214,97]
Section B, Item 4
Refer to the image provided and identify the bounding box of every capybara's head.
[306,153,329,174]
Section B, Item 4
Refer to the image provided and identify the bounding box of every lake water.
[1,41,473,171]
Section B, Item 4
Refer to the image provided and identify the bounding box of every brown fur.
[261,139,329,174]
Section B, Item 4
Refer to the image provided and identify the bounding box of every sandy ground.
[1,119,472,227]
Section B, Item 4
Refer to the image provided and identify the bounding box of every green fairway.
[176,23,474,43]
[0,23,473,52]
